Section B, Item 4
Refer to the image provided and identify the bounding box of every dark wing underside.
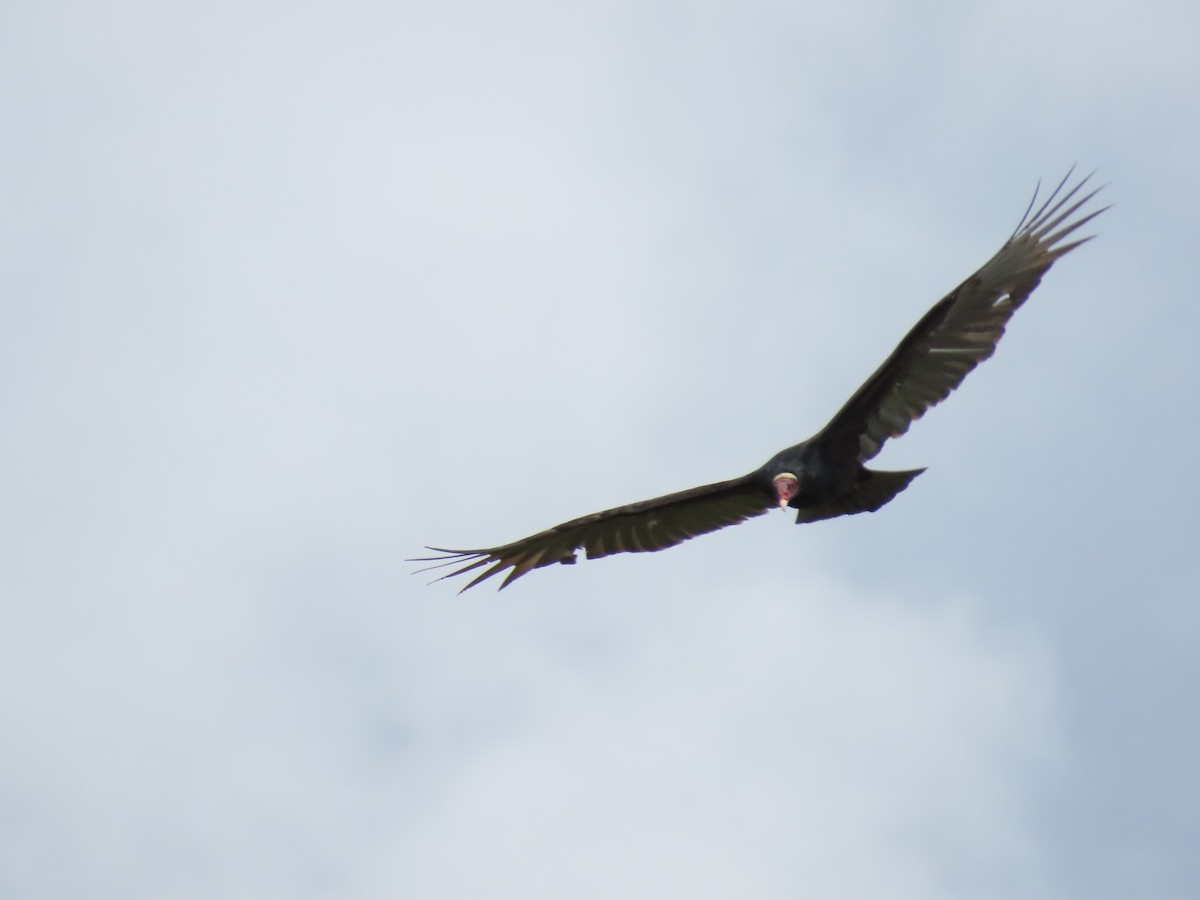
[812,169,1107,463]
[413,476,772,591]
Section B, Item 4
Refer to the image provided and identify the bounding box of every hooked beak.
[773,472,799,510]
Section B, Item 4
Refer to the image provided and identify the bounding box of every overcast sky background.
[2,0,1198,897]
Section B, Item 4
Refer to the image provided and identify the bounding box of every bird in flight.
[414,170,1106,591]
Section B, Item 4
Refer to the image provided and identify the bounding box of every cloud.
[1,0,1198,896]
[366,575,1058,899]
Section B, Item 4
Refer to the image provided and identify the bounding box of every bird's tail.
[793,467,925,524]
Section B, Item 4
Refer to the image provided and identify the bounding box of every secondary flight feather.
[414,170,1106,591]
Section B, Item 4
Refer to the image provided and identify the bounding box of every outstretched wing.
[813,169,1107,463]
[412,476,771,592]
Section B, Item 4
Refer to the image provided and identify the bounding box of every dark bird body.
[416,171,1106,591]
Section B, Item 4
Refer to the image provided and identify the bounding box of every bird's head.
[772,472,799,510]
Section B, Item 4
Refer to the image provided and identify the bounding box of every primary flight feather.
[414,170,1106,591]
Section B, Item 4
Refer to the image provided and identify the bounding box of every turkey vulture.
[415,170,1105,591]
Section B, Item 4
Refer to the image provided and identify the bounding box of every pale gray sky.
[2,0,1198,897]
